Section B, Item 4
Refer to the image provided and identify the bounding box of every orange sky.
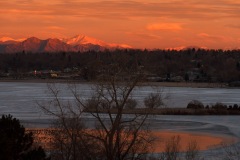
[1,0,240,49]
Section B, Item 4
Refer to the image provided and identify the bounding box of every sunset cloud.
[197,33,227,41]
[147,23,183,31]
[2,0,240,20]
[1,0,240,49]
[127,32,161,40]
[197,33,237,48]
[226,24,240,29]
[45,26,65,30]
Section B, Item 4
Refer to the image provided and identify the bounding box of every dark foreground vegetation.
[85,99,240,115]
[85,105,240,115]
[1,114,239,160]
[0,114,49,160]
[1,48,240,85]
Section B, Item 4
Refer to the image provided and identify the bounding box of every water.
[1,81,240,117]
[1,82,240,117]
[1,82,240,133]
[1,82,240,159]
[149,115,240,159]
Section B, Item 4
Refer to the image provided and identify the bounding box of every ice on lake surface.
[1,82,240,159]
[1,82,240,117]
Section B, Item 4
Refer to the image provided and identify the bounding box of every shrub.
[212,103,227,110]
[86,98,109,110]
[144,93,164,109]
[125,99,137,109]
[187,100,204,109]
[205,105,210,109]
[85,98,99,110]
[233,104,239,110]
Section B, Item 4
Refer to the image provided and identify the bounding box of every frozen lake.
[1,82,240,119]
[0,82,240,159]
[1,81,240,134]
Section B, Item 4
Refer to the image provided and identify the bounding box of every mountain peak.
[46,38,62,43]
[65,35,108,47]
[22,37,42,44]
[0,35,132,53]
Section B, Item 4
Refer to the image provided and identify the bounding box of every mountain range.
[0,35,132,53]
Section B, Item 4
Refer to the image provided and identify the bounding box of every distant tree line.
[1,48,240,83]
[187,100,240,111]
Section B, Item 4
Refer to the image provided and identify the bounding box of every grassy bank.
[84,108,240,115]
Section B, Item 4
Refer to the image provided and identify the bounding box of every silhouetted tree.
[187,100,204,109]
[38,68,155,160]
[185,73,189,82]
[0,114,49,160]
[144,91,167,109]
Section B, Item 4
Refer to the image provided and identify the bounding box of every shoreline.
[84,108,240,115]
[0,78,231,88]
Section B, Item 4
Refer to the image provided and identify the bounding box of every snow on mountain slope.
[0,37,26,43]
[0,35,132,53]
[65,35,132,49]
[64,35,108,46]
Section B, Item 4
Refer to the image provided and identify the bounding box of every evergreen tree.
[0,114,49,160]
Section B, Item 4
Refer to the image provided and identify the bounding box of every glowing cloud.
[1,0,240,49]
[197,33,227,41]
[127,32,161,40]
[45,26,65,30]
[0,37,25,42]
[147,23,183,31]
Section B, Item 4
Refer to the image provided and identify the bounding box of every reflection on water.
[151,115,240,160]
[21,114,240,159]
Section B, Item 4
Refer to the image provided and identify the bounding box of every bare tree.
[185,139,200,160]
[38,84,98,160]
[144,88,169,109]
[125,99,137,110]
[38,68,155,160]
[164,135,181,160]
[221,142,240,160]
[81,70,154,160]
[158,135,181,160]
[158,135,200,160]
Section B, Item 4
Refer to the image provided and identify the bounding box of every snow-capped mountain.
[0,35,132,53]
[1,37,75,53]
[64,35,109,46]
[0,37,26,43]
[64,35,132,49]
[0,37,26,45]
